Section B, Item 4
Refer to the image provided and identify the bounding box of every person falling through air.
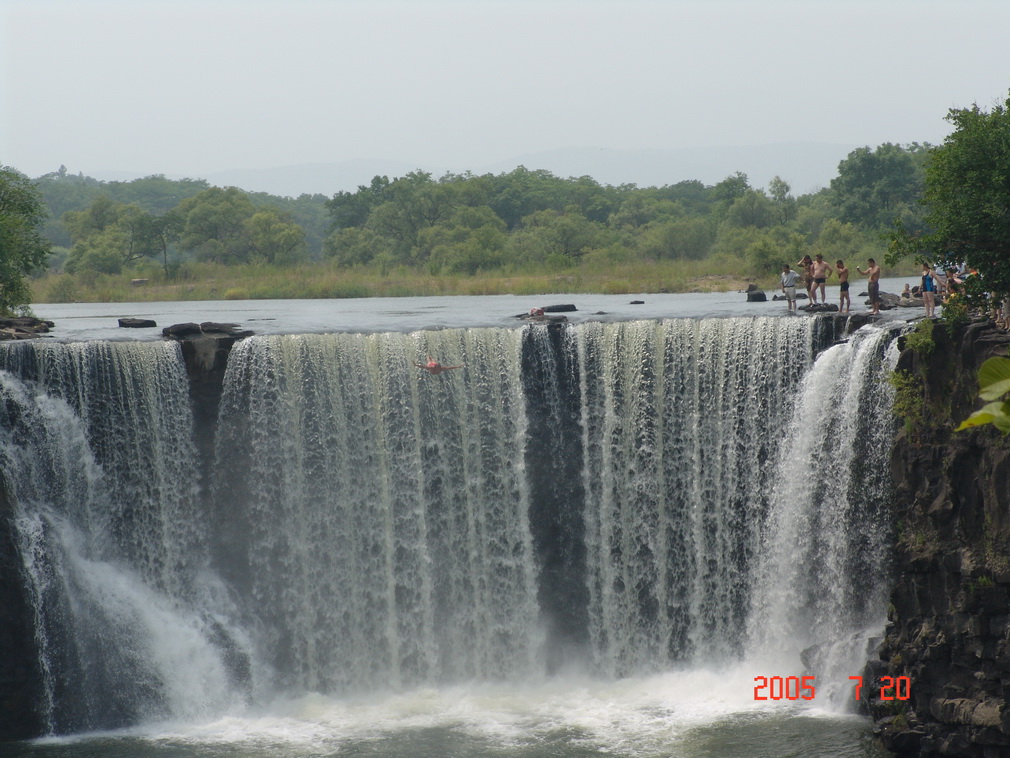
[415,356,464,375]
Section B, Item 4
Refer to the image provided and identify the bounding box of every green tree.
[0,166,52,311]
[359,172,461,262]
[767,176,797,225]
[176,187,257,263]
[244,209,306,265]
[62,194,119,241]
[890,93,1010,305]
[609,195,683,229]
[516,207,611,261]
[723,189,774,229]
[62,199,182,274]
[64,226,130,274]
[488,166,565,229]
[654,180,713,216]
[711,172,750,207]
[326,175,391,230]
[830,143,924,228]
[811,219,867,263]
[635,217,714,260]
[134,210,183,275]
[421,208,508,274]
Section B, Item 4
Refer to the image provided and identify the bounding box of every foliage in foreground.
[957,357,1010,434]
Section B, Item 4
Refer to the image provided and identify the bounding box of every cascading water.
[575,317,823,675]
[745,325,899,700]
[0,315,898,743]
[0,341,245,734]
[212,329,541,693]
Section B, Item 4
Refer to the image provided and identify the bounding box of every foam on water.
[128,669,806,755]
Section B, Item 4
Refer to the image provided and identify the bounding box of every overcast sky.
[3,0,1009,182]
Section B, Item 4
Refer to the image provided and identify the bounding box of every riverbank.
[30,258,921,305]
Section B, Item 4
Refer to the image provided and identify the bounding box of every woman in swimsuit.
[921,264,936,318]
[797,255,814,302]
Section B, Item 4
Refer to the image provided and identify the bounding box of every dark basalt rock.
[162,322,255,340]
[118,318,157,328]
[864,320,1010,757]
[746,291,767,302]
[162,322,203,338]
[0,317,54,340]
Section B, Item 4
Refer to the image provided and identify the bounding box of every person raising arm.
[856,258,882,315]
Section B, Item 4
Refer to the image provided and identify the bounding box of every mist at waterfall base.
[0,316,898,758]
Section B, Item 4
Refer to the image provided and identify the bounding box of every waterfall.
[212,330,541,692]
[0,316,897,736]
[574,317,821,674]
[745,325,899,699]
[0,341,244,733]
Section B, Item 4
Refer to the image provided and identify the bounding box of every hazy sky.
[3,0,1009,180]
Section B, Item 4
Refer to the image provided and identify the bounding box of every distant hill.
[87,143,858,198]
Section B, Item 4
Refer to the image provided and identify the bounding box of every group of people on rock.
[779,254,881,315]
[778,256,1002,323]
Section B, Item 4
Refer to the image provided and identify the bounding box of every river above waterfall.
[34,276,919,341]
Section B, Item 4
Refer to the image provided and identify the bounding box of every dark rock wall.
[0,485,44,739]
[867,321,1010,757]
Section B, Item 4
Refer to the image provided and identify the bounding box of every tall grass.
[31,257,869,304]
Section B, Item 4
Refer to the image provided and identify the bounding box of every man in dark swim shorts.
[856,258,882,315]
[836,260,850,313]
[811,254,833,304]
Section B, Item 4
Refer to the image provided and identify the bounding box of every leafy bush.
[957,356,1010,434]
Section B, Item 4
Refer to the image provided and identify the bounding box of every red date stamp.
[753,675,911,701]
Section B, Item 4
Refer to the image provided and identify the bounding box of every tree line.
[24,144,931,285]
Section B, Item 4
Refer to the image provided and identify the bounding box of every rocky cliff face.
[867,320,1010,757]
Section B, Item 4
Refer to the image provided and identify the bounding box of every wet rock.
[0,317,54,340]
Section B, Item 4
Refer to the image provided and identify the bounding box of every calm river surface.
[33,277,918,341]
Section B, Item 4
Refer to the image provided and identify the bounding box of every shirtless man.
[811,254,833,304]
[415,356,464,375]
[856,258,882,315]
[835,260,850,314]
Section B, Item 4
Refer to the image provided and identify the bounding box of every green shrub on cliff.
[889,369,926,435]
[957,356,1010,434]
[903,319,935,356]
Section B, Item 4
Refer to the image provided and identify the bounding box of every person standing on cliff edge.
[811,254,833,304]
[836,260,851,314]
[780,264,799,312]
[857,258,883,315]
